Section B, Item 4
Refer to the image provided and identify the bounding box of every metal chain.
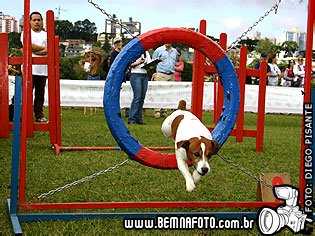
[37,159,129,199]
[36,153,272,199]
[87,0,136,38]
[216,153,273,189]
[88,0,282,52]
[227,0,282,52]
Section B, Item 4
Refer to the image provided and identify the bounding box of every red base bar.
[9,122,49,132]
[53,144,174,155]
[34,122,49,131]
[21,201,279,211]
[9,55,48,65]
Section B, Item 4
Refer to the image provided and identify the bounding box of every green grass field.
[0,108,302,235]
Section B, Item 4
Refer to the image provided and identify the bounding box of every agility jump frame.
[191,20,268,152]
[0,11,61,146]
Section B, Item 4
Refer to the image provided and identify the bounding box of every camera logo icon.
[258,185,312,235]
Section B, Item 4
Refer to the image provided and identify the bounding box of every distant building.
[19,15,23,32]
[121,17,141,37]
[0,12,19,33]
[62,39,86,57]
[64,45,84,57]
[298,32,306,51]
[285,30,306,51]
[105,15,141,40]
[286,31,295,41]
[65,39,85,47]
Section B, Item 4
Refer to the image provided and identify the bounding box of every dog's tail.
[177,100,187,110]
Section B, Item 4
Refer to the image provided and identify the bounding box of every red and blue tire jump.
[104,28,240,169]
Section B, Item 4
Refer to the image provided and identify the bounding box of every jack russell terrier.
[161,100,217,192]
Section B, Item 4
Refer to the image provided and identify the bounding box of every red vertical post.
[299,0,314,204]
[214,33,227,123]
[24,3,33,138]
[54,36,62,147]
[19,0,31,204]
[256,60,267,152]
[0,33,9,138]
[191,20,206,120]
[46,11,57,145]
[26,71,33,138]
[236,46,247,142]
[219,33,227,51]
[213,78,217,124]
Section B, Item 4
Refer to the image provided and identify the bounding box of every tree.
[256,38,278,56]
[73,19,97,42]
[60,56,87,80]
[271,44,282,56]
[102,34,112,54]
[281,41,298,57]
[181,61,192,82]
[55,20,73,40]
[207,35,219,43]
[81,19,97,35]
[238,38,259,52]
[8,32,22,49]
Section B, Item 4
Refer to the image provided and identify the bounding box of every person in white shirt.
[267,55,281,86]
[21,12,48,122]
[128,51,151,125]
[293,56,305,87]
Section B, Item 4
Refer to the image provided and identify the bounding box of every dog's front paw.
[186,179,196,192]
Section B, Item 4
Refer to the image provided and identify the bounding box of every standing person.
[281,60,295,87]
[21,12,48,122]
[152,44,178,118]
[109,36,123,67]
[108,36,129,117]
[128,51,151,125]
[253,53,270,85]
[174,52,184,82]
[267,55,281,86]
[293,56,305,87]
[152,44,178,81]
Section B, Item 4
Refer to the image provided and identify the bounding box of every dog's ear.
[200,137,219,157]
[177,138,200,151]
[177,140,190,151]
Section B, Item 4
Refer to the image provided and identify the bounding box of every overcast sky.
[2,0,308,44]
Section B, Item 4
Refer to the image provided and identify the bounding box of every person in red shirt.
[282,60,295,87]
[174,52,184,82]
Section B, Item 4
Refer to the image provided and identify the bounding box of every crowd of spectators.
[251,53,305,87]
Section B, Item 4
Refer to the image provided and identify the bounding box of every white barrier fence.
[9,76,304,114]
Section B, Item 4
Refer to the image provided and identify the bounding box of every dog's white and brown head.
[177,137,216,176]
